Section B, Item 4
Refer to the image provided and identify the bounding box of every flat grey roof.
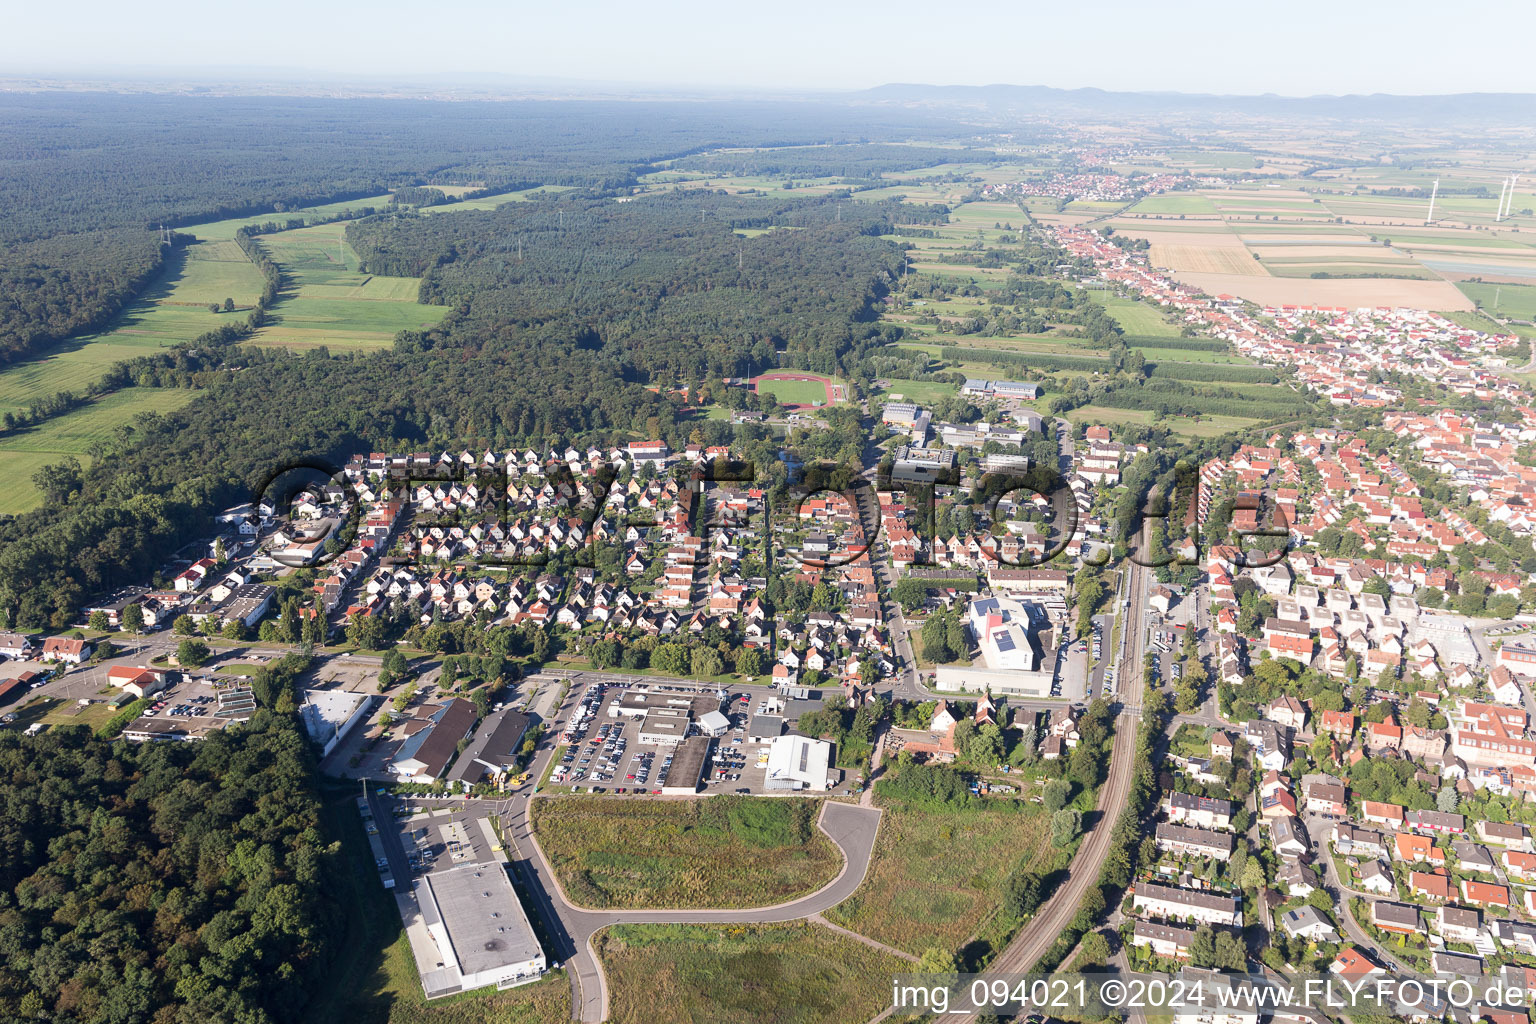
[665,735,711,792]
[423,862,543,980]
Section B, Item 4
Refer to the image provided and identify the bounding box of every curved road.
[498,777,883,1023]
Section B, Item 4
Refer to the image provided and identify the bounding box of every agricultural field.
[1161,150,1258,169]
[1459,281,1536,320]
[596,923,907,1024]
[422,184,575,214]
[0,388,197,513]
[311,787,570,1024]
[531,797,840,909]
[0,243,263,415]
[248,224,448,351]
[1167,271,1474,310]
[1150,241,1268,277]
[186,195,395,241]
[823,799,1053,956]
[1120,194,1219,217]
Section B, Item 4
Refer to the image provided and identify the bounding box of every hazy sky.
[7,0,1536,95]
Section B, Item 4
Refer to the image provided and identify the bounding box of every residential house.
[1166,792,1234,830]
[1272,816,1310,859]
[1132,883,1241,926]
[1280,905,1339,943]
[1267,695,1308,731]
[1476,820,1531,851]
[1305,782,1347,817]
[1357,859,1395,895]
[40,637,91,665]
[1362,801,1405,828]
[1131,921,1200,960]
[1410,870,1451,902]
[1370,901,1423,935]
[1156,823,1235,862]
[1461,879,1510,908]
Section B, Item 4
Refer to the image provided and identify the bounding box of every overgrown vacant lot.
[532,796,840,909]
[596,923,906,1024]
[824,796,1054,956]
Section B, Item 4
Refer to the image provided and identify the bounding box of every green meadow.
[0,243,262,415]
[248,224,448,351]
[1097,295,1179,336]
[0,389,197,513]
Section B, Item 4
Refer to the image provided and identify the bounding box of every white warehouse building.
[765,734,836,792]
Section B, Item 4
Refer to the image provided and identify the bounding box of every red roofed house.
[106,666,169,699]
[1504,850,1536,883]
[1362,801,1405,828]
[40,636,92,665]
[1366,721,1403,750]
[1262,618,1313,659]
[1461,879,1511,907]
[1320,709,1356,740]
[1410,870,1450,901]
[1330,946,1384,979]
[1394,832,1445,867]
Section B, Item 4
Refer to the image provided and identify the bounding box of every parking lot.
[546,682,804,797]
[1145,618,1186,685]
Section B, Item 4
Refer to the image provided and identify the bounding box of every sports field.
[0,388,197,513]
[752,373,840,408]
[874,378,962,405]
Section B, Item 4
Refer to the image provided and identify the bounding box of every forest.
[0,191,909,626]
[0,93,947,404]
[0,230,166,366]
[0,714,341,1023]
[347,190,914,378]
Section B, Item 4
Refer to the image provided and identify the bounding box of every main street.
[947,552,1151,1022]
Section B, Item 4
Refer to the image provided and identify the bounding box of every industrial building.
[417,862,546,996]
[764,734,835,791]
[661,735,713,794]
[608,688,723,747]
[390,698,479,782]
[300,689,376,757]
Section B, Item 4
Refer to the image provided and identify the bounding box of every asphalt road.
[946,555,1150,1022]
[495,757,883,1023]
[379,675,887,1024]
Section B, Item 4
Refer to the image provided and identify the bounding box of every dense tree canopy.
[0,715,340,1023]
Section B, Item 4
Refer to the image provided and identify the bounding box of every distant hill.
[849,82,1536,125]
